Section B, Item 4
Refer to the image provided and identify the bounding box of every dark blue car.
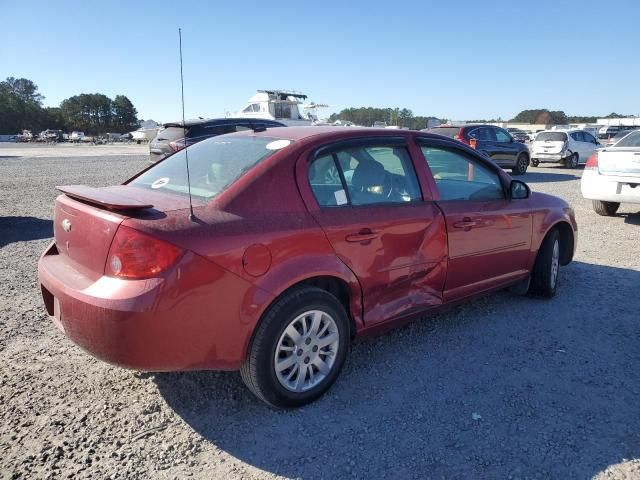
[425,124,530,175]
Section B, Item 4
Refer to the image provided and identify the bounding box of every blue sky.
[2,0,638,123]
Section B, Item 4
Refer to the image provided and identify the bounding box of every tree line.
[328,107,445,129]
[329,106,631,128]
[0,77,140,135]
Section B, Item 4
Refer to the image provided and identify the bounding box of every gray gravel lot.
[1,146,639,479]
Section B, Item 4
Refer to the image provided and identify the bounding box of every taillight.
[105,226,183,279]
[169,139,185,152]
[457,128,470,145]
[585,151,599,170]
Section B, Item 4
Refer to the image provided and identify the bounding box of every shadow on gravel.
[621,212,640,225]
[524,169,581,184]
[156,261,640,479]
[0,216,53,247]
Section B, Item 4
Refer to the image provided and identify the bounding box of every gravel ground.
[1,148,639,479]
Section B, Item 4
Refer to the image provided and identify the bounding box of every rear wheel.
[530,158,540,167]
[512,153,529,175]
[592,200,620,216]
[240,286,350,408]
[530,229,560,298]
[565,153,578,169]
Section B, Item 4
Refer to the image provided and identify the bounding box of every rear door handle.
[453,217,477,229]
[345,228,378,243]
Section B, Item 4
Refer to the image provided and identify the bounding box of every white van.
[530,129,602,168]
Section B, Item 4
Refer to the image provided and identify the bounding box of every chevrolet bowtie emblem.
[61,218,72,232]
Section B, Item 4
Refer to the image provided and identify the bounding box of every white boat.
[231,90,327,126]
[130,127,159,143]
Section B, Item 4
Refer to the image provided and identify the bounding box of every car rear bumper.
[531,153,565,162]
[581,170,640,203]
[38,242,265,371]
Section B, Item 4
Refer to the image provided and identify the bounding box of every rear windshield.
[427,127,460,138]
[614,130,640,147]
[130,136,293,200]
[535,132,567,142]
[156,126,189,142]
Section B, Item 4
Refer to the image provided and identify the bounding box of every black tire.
[530,229,560,298]
[565,153,578,169]
[530,158,540,167]
[240,286,350,408]
[511,153,529,175]
[592,200,620,216]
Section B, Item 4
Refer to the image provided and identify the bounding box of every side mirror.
[510,180,530,199]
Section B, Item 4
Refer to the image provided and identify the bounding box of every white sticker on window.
[265,139,291,150]
[334,189,348,205]
[151,177,170,189]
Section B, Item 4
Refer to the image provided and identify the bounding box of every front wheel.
[530,229,561,298]
[512,153,529,175]
[240,286,350,408]
[592,200,620,216]
[530,158,540,167]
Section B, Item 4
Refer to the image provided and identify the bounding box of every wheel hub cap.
[550,240,560,288]
[274,310,340,393]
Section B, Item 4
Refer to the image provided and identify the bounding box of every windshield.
[614,130,640,147]
[130,136,293,200]
[536,132,567,142]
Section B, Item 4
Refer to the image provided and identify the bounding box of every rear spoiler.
[56,185,153,211]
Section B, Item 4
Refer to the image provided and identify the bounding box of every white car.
[581,130,640,215]
[530,129,602,168]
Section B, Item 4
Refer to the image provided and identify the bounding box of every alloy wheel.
[274,310,340,393]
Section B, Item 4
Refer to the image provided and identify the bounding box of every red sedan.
[38,127,577,408]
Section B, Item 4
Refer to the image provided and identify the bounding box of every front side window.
[495,128,512,143]
[421,146,504,201]
[130,136,292,200]
[308,145,421,207]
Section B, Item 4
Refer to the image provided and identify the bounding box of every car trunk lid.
[597,148,640,177]
[533,140,565,154]
[53,185,194,279]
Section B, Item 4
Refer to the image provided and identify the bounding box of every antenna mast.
[179,28,195,221]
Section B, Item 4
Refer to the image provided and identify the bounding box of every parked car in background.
[149,117,286,163]
[581,130,640,216]
[506,128,529,143]
[425,124,530,175]
[70,131,85,143]
[530,129,602,168]
[38,127,576,408]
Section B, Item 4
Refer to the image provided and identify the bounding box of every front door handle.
[453,217,477,230]
[345,228,378,243]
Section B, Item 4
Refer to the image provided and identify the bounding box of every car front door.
[417,139,533,301]
[494,127,519,166]
[299,138,448,326]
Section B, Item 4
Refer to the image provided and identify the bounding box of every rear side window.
[536,132,567,142]
[421,146,504,201]
[308,145,421,207]
[468,127,494,141]
[130,136,292,200]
